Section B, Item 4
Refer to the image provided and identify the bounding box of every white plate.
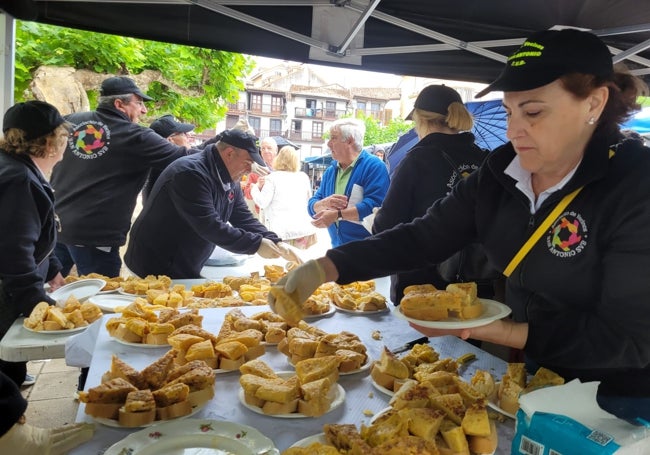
[93,401,206,429]
[303,304,336,320]
[370,378,395,397]
[103,419,278,455]
[22,324,87,335]
[238,371,345,418]
[395,299,512,329]
[117,288,147,297]
[334,304,390,315]
[49,278,106,303]
[290,433,329,448]
[87,294,137,312]
[110,336,170,348]
[339,356,373,376]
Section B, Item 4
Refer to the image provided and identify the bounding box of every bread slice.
[255,376,300,403]
[261,398,298,415]
[403,284,437,295]
[110,355,147,389]
[389,381,437,410]
[324,423,373,455]
[185,339,217,362]
[269,286,305,326]
[360,411,409,447]
[377,347,409,379]
[430,393,466,425]
[524,367,564,393]
[215,340,248,360]
[335,349,366,373]
[80,377,137,404]
[239,359,279,379]
[470,370,497,402]
[402,407,445,440]
[498,375,523,415]
[440,420,470,454]
[505,362,527,388]
[467,419,498,454]
[152,382,190,407]
[461,401,491,437]
[294,355,340,384]
[401,290,462,321]
[372,435,439,455]
[24,302,50,328]
[140,349,177,390]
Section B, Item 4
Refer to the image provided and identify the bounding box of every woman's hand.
[408,318,528,350]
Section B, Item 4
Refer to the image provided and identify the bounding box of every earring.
[48,152,57,157]
[587,117,596,125]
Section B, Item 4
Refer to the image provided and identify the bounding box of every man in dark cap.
[125,128,302,278]
[142,114,196,201]
[51,76,191,278]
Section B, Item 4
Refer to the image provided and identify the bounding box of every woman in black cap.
[0,101,69,386]
[272,29,650,420]
[372,84,496,304]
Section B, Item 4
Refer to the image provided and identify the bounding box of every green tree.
[14,21,253,130]
[359,113,412,146]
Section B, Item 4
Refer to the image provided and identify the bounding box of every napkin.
[513,379,650,454]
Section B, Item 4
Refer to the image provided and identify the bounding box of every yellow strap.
[503,186,583,277]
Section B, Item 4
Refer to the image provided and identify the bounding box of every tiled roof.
[351,87,401,100]
[289,84,351,99]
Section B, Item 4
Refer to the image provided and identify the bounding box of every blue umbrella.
[385,128,418,177]
[466,99,508,151]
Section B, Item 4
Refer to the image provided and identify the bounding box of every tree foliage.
[359,113,412,146]
[14,21,253,130]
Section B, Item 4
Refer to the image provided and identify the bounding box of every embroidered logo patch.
[68,121,111,159]
[546,211,588,258]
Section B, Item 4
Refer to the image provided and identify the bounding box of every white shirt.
[504,155,581,214]
[250,170,317,240]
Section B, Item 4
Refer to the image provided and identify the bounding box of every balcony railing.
[249,103,285,115]
[226,102,246,113]
[288,131,325,142]
[294,107,347,120]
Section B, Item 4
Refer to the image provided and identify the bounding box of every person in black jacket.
[372,84,491,304]
[0,101,68,386]
[125,128,301,279]
[142,114,195,202]
[271,29,650,420]
[51,76,190,277]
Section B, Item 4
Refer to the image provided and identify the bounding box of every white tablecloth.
[69,276,515,454]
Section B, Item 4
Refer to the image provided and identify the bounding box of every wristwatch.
[337,209,343,221]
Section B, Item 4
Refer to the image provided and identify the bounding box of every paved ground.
[23,358,80,427]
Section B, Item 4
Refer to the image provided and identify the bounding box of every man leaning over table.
[125,128,301,279]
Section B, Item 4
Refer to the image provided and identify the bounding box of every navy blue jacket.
[51,105,187,247]
[0,151,59,333]
[125,146,280,278]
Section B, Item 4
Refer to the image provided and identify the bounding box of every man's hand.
[0,421,95,455]
[276,242,304,265]
[47,273,65,291]
[268,259,326,312]
[250,161,270,176]
[256,238,282,259]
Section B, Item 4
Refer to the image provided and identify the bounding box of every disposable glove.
[250,161,270,176]
[268,259,326,314]
[276,242,304,265]
[256,238,281,259]
[0,421,95,455]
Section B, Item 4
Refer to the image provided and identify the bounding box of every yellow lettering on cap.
[508,50,542,61]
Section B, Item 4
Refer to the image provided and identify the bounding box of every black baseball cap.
[405,85,463,120]
[217,128,265,166]
[100,76,153,101]
[3,101,66,141]
[476,29,613,98]
[150,115,194,138]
